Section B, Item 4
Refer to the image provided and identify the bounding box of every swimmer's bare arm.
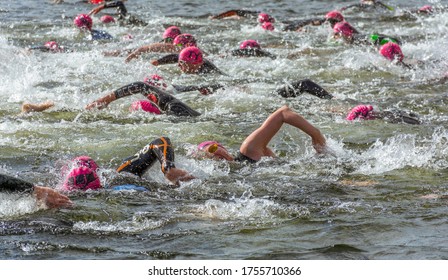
[89,1,127,17]
[21,101,54,113]
[125,44,180,63]
[210,10,258,19]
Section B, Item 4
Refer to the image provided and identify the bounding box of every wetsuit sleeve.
[155,54,179,65]
[145,86,201,116]
[282,18,325,31]
[199,59,226,75]
[231,49,276,59]
[172,84,225,94]
[375,110,421,125]
[103,1,127,17]
[28,46,50,52]
[276,79,333,99]
[116,137,176,176]
[113,82,154,99]
[0,174,34,193]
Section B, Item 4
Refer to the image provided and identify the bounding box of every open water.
[0,0,447,260]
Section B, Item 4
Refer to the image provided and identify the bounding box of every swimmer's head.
[379,42,404,62]
[73,155,99,171]
[130,100,162,114]
[197,141,232,160]
[239,40,261,50]
[419,5,433,13]
[44,41,60,51]
[333,21,355,38]
[63,166,101,191]
[74,14,93,31]
[162,26,182,43]
[100,15,115,24]
[325,11,344,26]
[258,13,275,24]
[261,22,275,31]
[346,105,374,121]
[178,46,204,73]
[173,33,197,48]
[143,74,168,89]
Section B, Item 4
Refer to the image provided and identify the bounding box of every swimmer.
[197,105,327,163]
[88,0,146,26]
[378,42,414,69]
[346,104,421,125]
[103,26,181,58]
[26,41,69,53]
[0,173,73,209]
[125,33,196,63]
[85,77,201,117]
[229,40,276,59]
[152,46,225,75]
[340,0,394,12]
[73,13,113,41]
[282,10,345,32]
[332,21,401,47]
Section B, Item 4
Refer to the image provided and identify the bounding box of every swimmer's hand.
[85,93,116,110]
[165,167,196,186]
[33,186,74,209]
[21,101,54,113]
[311,132,327,154]
[151,60,159,66]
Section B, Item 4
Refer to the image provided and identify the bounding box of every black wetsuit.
[282,18,326,31]
[376,109,421,125]
[101,1,146,26]
[0,174,34,193]
[352,33,402,46]
[341,1,393,11]
[116,137,176,176]
[233,152,258,163]
[231,48,276,59]
[275,79,333,99]
[155,54,226,75]
[113,82,201,116]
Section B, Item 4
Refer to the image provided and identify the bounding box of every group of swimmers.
[3,0,446,209]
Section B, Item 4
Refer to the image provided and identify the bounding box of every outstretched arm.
[0,174,73,208]
[85,82,154,110]
[89,1,127,17]
[239,105,326,161]
[276,79,333,99]
[211,9,259,19]
[125,44,180,63]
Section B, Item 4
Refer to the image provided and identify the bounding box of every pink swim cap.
[258,13,275,24]
[379,42,404,62]
[419,5,433,13]
[325,10,344,23]
[173,33,197,48]
[261,22,275,31]
[143,74,168,89]
[100,15,115,24]
[163,26,182,40]
[346,105,374,121]
[130,100,162,114]
[73,155,99,171]
[240,39,261,50]
[63,166,101,191]
[44,41,59,50]
[197,141,225,151]
[74,14,93,30]
[89,0,104,4]
[333,21,355,38]
[179,46,203,65]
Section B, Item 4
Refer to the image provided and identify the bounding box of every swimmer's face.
[202,144,233,161]
[178,61,202,74]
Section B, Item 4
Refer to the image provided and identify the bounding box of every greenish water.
[1,0,447,260]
